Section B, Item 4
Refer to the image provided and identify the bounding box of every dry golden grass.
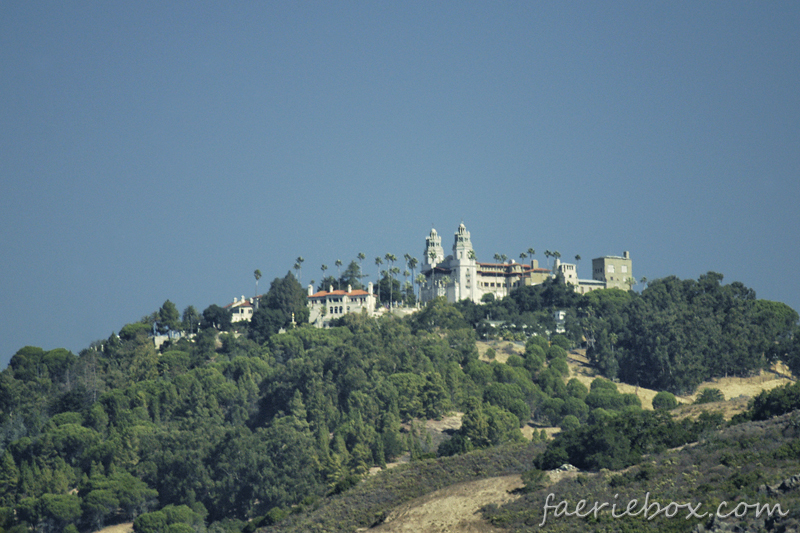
[93,524,133,533]
[367,475,524,533]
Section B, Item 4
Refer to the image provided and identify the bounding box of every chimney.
[347,284,352,293]
[623,251,630,259]
[368,282,374,295]
[329,285,334,293]
[307,284,313,296]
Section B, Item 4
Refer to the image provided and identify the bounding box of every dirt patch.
[368,475,524,533]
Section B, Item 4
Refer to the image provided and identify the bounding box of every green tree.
[181,305,201,334]
[652,391,679,410]
[249,272,310,343]
[334,260,343,289]
[202,304,232,331]
[254,269,262,305]
[157,300,181,334]
[357,252,366,281]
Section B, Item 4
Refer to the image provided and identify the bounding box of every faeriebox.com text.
[540,492,789,526]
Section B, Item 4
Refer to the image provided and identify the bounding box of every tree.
[250,272,311,343]
[519,252,527,261]
[652,391,678,410]
[415,273,426,304]
[254,269,262,308]
[493,253,502,263]
[335,260,343,289]
[374,257,383,296]
[181,305,201,334]
[428,250,437,294]
[407,256,419,293]
[320,264,328,288]
[357,252,366,280]
[157,300,180,334]
[294,257,304,282]
[339,260,364,291]
[202,305,232,331]
[385,254,397,308]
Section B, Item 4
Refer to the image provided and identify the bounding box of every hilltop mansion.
[418,223,632,305]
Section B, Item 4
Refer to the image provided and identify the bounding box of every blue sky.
[2,2,799,368]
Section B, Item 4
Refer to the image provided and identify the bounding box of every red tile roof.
[224,299,255,309]
[308,289,372,299]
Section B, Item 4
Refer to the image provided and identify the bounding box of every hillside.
[2,272,800,533]
[257,348,798,533]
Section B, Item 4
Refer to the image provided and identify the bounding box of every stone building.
[418,223,634,304]
[307,283,377,327]
[592,252,633,291]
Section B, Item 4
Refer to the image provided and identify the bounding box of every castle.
[418,223,632,305]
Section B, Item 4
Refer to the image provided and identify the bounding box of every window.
[607,265,615,273]
[621,265,628,273]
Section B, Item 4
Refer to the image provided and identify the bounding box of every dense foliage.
[0,270,797,532]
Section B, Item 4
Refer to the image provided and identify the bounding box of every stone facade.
[592,252,633,291]
[418,223,634,304]
[307,283,377,327]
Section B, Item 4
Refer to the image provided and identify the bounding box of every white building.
[418,223,634,304]
[224,296,256,322]
[307,283,377,327]
[419,223,551,304]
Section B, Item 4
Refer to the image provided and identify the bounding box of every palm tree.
[519,252,527,261]
[501,254,508,264]
[403,269,410,304]
[385,254,398,308]
[428,249,437,290]
[493,253,502,263]
[527,247,535,258]
[321,264,328,289]
[335,259,343,289]
[544,250,552,269]
[374,257,383,300]
[415,273,426,305]
[295,256,304,282]
[254,269,262,309]
[389,266,401,308]
[408,256,419,286]
[357,252,366,280]
[439,275,452,298]
[640,276,648,290]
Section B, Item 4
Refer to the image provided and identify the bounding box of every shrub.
[695,388,724,404]
[550,334,570,350]
[549,357,569,376]
[506,354,524,368]
[652,391,679,410]
[546,345,567,361]
[560,415,580,432]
